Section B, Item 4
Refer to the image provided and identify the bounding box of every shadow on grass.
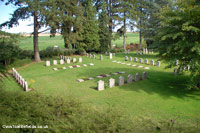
[76,66,200,100]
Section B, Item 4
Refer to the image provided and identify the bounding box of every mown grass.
[2,52,200,131]
[18,33,140,50]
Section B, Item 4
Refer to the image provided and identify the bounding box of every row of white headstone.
[136,48,153,55]
[46,57,83,66]
[125,56,161,67]
[97,72,147,91]
[174,66,190,75]
[12,68,29,92]
[86,53,114,60]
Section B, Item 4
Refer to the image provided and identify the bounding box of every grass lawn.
[18,33,139,50]
[2,52,200,126]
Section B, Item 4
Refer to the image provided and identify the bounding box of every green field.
[19,33,139,50]
[2,52,200,126]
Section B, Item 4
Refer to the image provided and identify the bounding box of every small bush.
[39,47,76,58]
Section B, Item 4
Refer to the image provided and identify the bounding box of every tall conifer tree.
[78,0,100,52]
[98,1,110,52]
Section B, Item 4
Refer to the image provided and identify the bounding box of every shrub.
[39,47,75,58]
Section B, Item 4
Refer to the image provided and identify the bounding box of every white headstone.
[73,58,76,63]
[79,58,82,63]
[125,56,128,61]
[157,61,161,67]
[86,53,89,57]
[143,48,145,54]
[53,60,57,65]
[89,53,92,58]
[22,79,25,88]
[46,61,50,66]
[66,59,70,64]
[109,53,112,59]
[12,68,15,76]
[129,56,132,61]
[118,76,124,86]
[24,81,29,92]
[176,60,179,66]
[136,51,139,55]
[127,75,133,83]
[60,59,64,64]
[109,78,115,88]
[100,54,103,60]
[97,80,104,91]
[93,54,96,59]
[187,65,190,71]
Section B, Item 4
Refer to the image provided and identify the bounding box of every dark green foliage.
[78,0,100,52]
[0,42,20,67]
[39,47,75,58]
[44,0,84,49]
[154,0,200,88]
[98,1,110,52]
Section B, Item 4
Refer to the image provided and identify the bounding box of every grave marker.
[125,56,128,61]
[174,68,177,75]
[73,58,76,63]
[100,54,103,60]
[127,75,133,83]
[46,61,50,66]
[150,60,154,66]
[109,53,112,59]
[129,56,132,61]
[109,78,115,88]
[79,58,82,63]
[134,57,138,62]
[135,73,140,82]
[176,60,179,66]
[142,72,147,80]
[66,59,70,64]
[60,59,64,64]
[157,61,161,67]
[118,76,124,86]
[97,80,104,91]
[144,59,148,64]
[53,60,57,65]
[139,58,143,63]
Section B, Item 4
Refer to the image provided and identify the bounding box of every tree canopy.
[154,0,200,88]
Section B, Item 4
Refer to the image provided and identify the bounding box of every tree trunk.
[64,36,69,49]
[123,12,126,51]
[33,11,41,62]
[109,23,112,48]
[109,0,112,48]
[139,17,142,50]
